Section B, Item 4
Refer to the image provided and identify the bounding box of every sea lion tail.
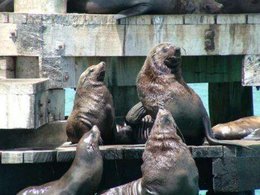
[203,116,252,149]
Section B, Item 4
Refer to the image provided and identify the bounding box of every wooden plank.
[0,57,14,79]
[48,89,65,121]
[39,57,75,88]
[14,0,67,14]
[16,57,39,78]
[242,55,260,86]
[23,150,56,163]
[0,13,260,56]
[216,14,246,24]
[0,78,49,129]
[248,14,260,24]
[208,82,254,126]
[184,14,215,24]
[212,157,260,192]
[1,151,24,164]
[56,147,75,162]
[191,145,223,158]
[0,145,223,164]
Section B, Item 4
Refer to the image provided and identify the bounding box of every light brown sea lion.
[212,116,260,140]
[67,0,223,19]
[66,61,115,144]
[18,125,103,195]
[130,42,251,147]
[100,109,199,195]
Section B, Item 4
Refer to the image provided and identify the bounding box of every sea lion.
[66,61,115,144]
[18,125,103,195]
[212,116,260,140]
[67,0,223,19]
[217,0,260,13]
[0,0,13,12]
[100,109,199,195]
[130,42,251,147]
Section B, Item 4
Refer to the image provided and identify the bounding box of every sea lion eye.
[162,47,168,53]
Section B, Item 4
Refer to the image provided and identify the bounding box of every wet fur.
[137,43,206,145]
[66,62,115,144]
[67,0,222,19]
[18,126,103,195]
[101,109,199,195]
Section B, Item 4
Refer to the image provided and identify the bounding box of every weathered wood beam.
[2,143,260,164]
[0,56,14,79]
[0,78,49,129]
[0,14,260,57]
[14,0,67,14]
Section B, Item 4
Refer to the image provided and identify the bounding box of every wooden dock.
[0,0,260,194]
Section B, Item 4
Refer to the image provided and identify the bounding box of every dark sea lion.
[100,109,199,195]
[67,0,223,19]
[217,0,260,13]
[0,0,13,12]
[18,125,103,195]
[66,61,115,144]
[212,116,260,140]
[132,42,251,147]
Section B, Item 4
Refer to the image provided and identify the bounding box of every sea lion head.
[78,61,106,87]
[77,125,102,155]
[148,43,181,75]
[150,108,180,138]
[201,0,223,13]
[141,109,196,194]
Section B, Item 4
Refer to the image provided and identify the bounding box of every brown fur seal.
[212,116,260,140]
[18,125,103,195]
[132,43,251,148]
[66,61,115,144]
[217,0,260,13]
[67,0,223,19]
[100,109,199,195]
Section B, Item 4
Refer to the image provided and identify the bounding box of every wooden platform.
[0,144,259,193]
[0,8,259,194]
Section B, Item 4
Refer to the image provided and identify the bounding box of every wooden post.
[208,82,253,126]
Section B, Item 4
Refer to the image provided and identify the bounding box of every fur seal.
[18,125,103,195]
[66,61,115,144]
[67,0,223,19]
[130,42,251,147]
[212,116,260,140]
[217,0,260,13]
[100,109,199,195]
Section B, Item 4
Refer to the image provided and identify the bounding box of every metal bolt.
[64,72,70,81]
[38,100,43,107]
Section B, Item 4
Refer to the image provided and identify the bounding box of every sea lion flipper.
[202,116,252,149]
[114,3,152,19]
[125,102,148,125]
